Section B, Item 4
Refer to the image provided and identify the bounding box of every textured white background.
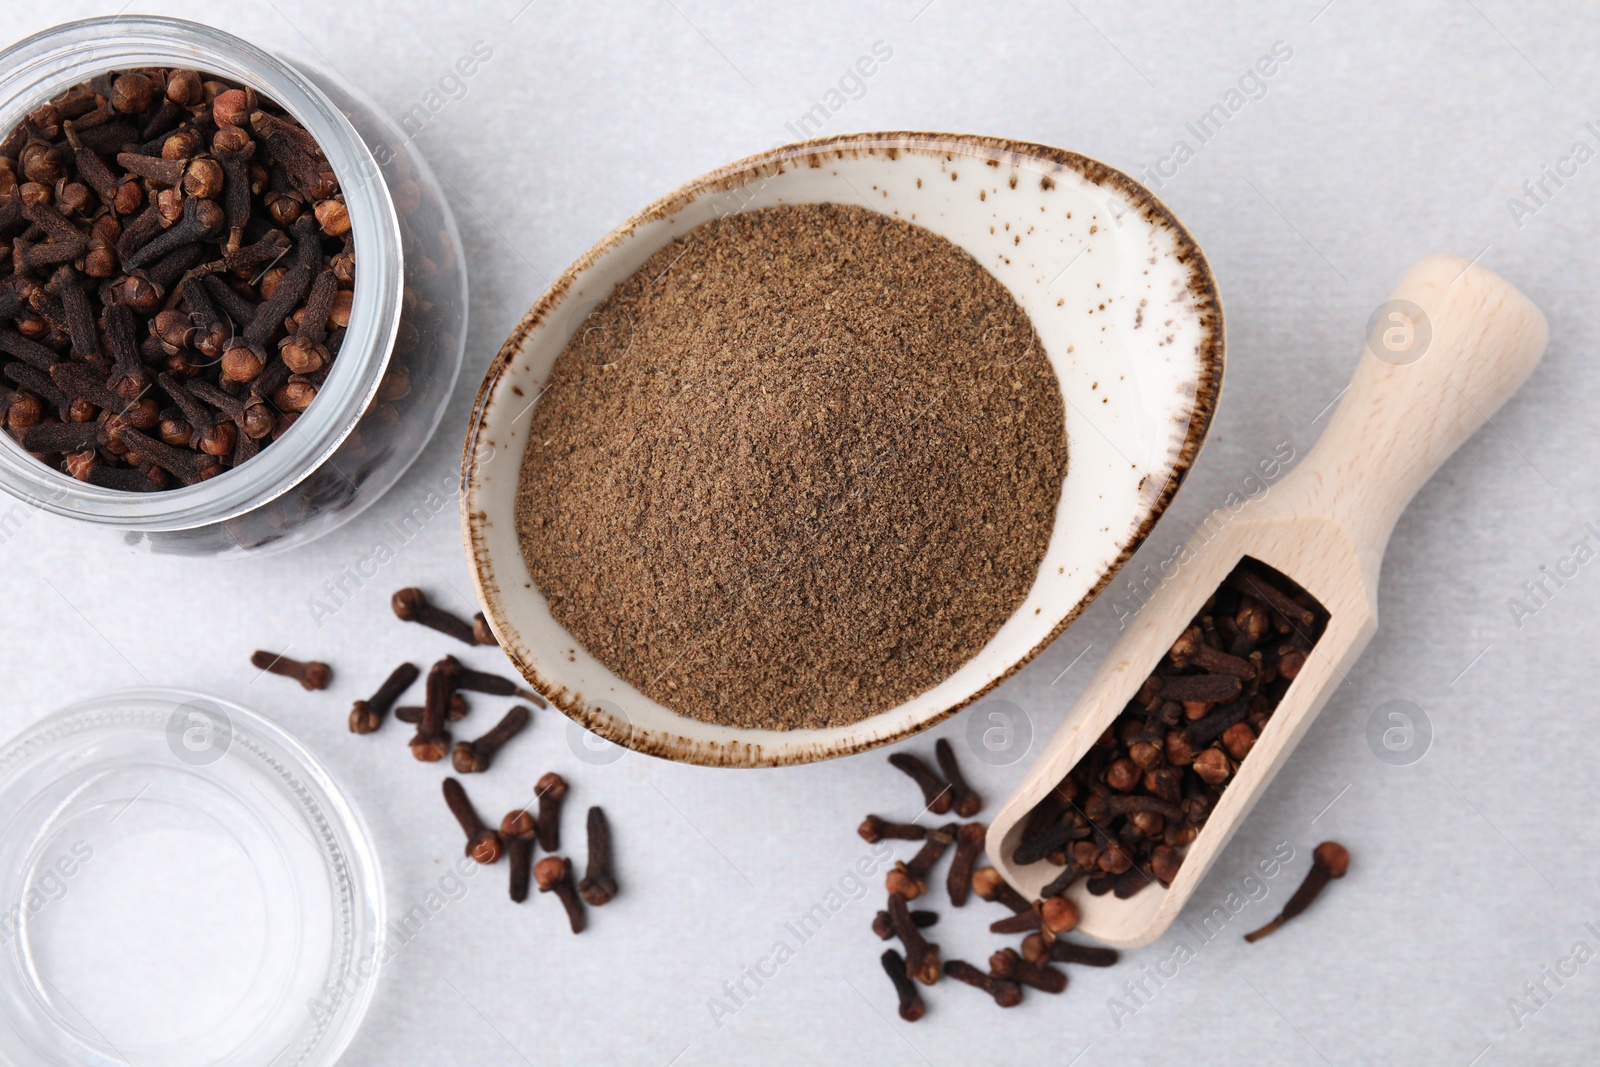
[3,1,1599,1064]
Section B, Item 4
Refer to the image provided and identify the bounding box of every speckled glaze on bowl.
[464,132,1223,767]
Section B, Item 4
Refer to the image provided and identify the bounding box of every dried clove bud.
[934,738,983,817]
[971,866,1031,913]
[946,822,986,907]
[942,960,1021,1007]
[349,662,419,734]
[1244,841,1349,942]
[535,772,568,852]
[502,810,536,903]
[858,815,927,844]
[442,777,501,864]
[888,891,940,986]
[872,908,937,941]
[888,752,952,815]
[884,824,955,902]
[451,705,532,774]
[534,855,586,933]
[391,587,480,645]
[1192,747,1233,785]
[881,949,926,1022]
[577,806,618,906]
[989,948,1067,994]
[250,649,331,690]
[409,660,455,762]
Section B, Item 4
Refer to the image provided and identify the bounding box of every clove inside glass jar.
[0,16,465,555]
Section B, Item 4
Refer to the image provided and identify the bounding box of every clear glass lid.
[0,689,384,1067]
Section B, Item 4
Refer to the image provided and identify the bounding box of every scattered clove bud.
[1024,934,1120,968]
[884,824,955,901]
[577,805,617,906]
[502,809,536,903]
[934,738,983,817]
[946,823,986,907]
[872,908,937,941]
[1039,895,1079,937]
[888,891,940,986]
[534,855,586,933]
[1244,841,1349,943]
[971,867,1032,914]
[250,649,331,690]
[988,948,1067,994]
[990,909,1042,935]
[408,659,455,762]
[881,949,926,1022]
[858,815,927,843]
[394,692,469,724]
[349,662,418,734]
[888,752,952,815]
[392,587,480,646]
[535,771,568,852]
[942,960,1021,1007]
[438,654,545,705]
[451,705,532,774]
[442,776,501,864]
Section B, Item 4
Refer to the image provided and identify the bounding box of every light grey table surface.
[3,1,1599,1064]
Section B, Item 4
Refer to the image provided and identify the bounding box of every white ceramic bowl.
[464,132,1223,767]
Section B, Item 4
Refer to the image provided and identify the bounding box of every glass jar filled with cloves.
[0,16,465,555]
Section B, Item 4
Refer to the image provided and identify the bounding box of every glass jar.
[0,16,465,555]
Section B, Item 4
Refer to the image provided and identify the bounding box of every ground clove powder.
[515,203,1067,729]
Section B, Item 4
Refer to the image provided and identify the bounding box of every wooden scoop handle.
[1273,254,1548,585]
[985,255,1547,948]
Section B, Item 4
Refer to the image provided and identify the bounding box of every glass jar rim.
[0,16,403,533]
[0,685,386,1064]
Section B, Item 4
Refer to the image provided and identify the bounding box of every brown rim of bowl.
[463,130,1225,768]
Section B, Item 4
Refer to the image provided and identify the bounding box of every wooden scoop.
[985,254,1548,947]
